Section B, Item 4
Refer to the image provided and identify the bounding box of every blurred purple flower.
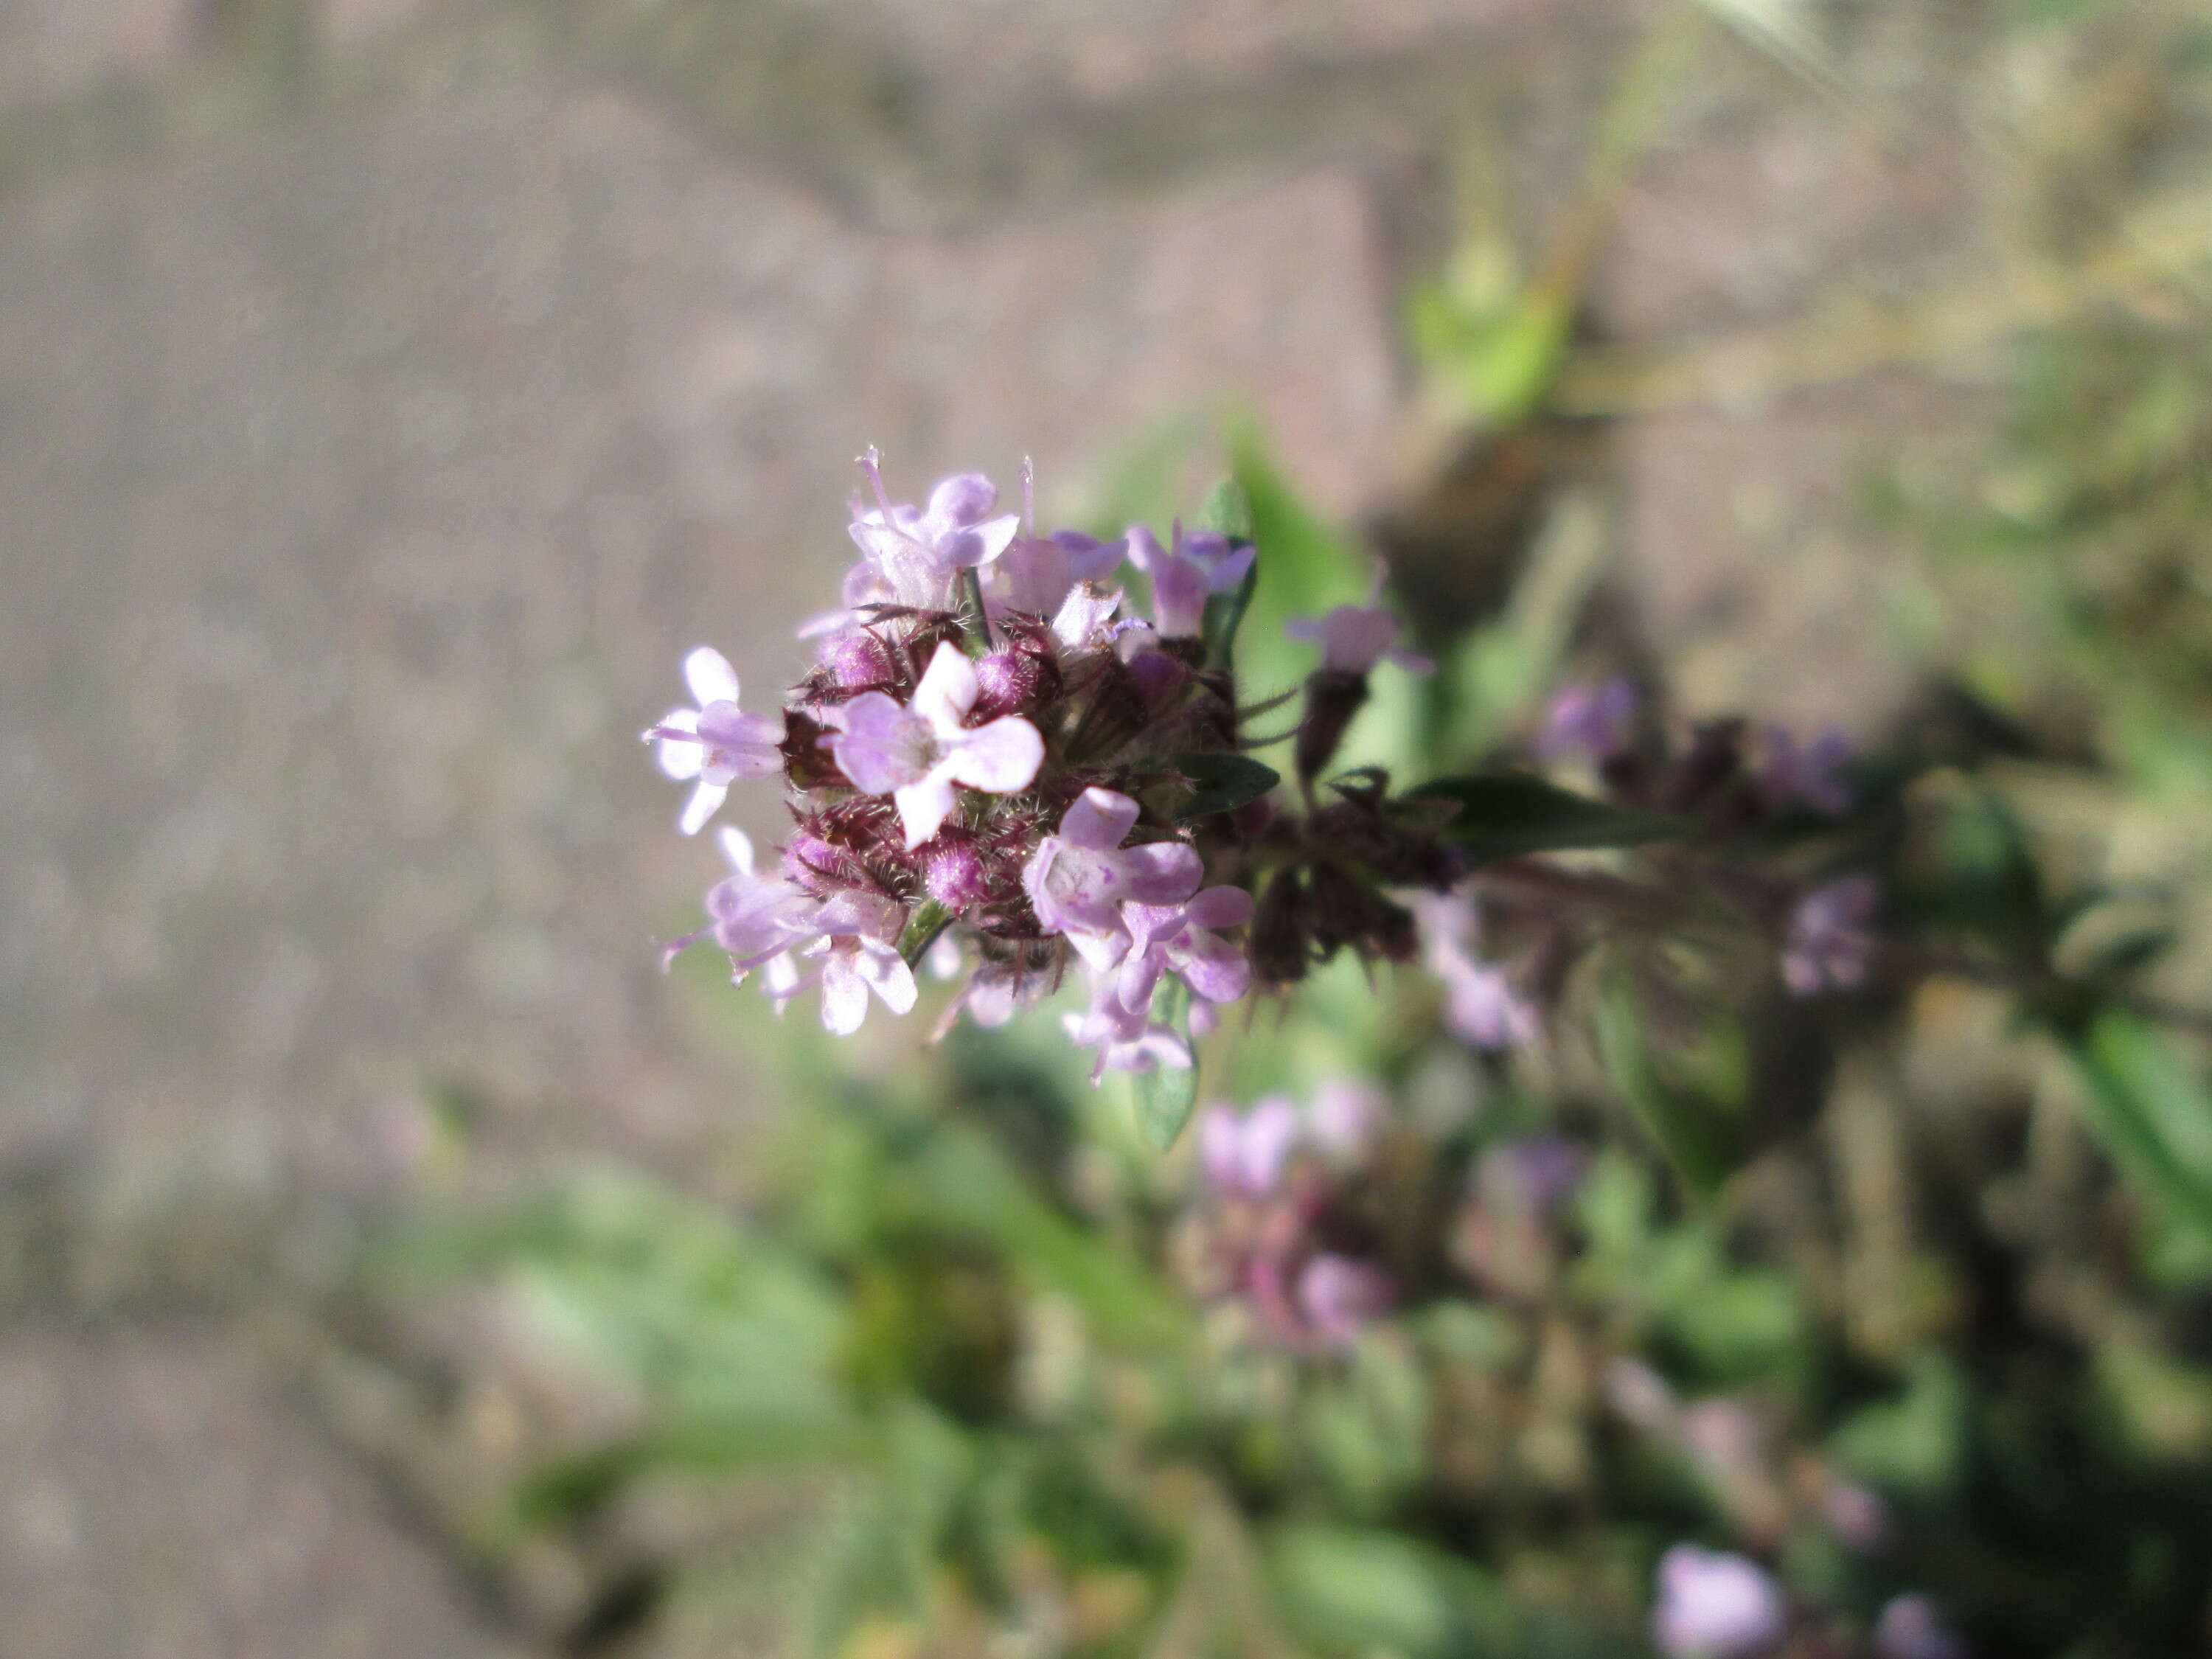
[1284,571,1433,675]
[1759,724,1854,816]
[1307,1079,1384,1160]
[1197,1096,1301,1199]
[1295,1253,1394,1349]
[1413,893,1538,1049]
[1476,1134,1586,1213]
[1649,1546,1787,1659]
[820,641,1045,849]
[1874,1595,1966,1659]
[644,647,783,835]
[1781,874,1879,997]
[1537,678,1636,762]
[1062,995,1193,1084]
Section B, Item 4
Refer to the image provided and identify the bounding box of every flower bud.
[1294,669,1370,786]
[826,629,899,689]
[1251,868,1312,988]
[973,642,1059,720]
[922,835,992,910]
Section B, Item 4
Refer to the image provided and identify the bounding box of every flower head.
[644,647,783,835]
[1649,1546,1787,1659]
[821,641,1044,849]
[1781,874,1878,996]
[1061,989,1193,1084]
[1022,788,1203,969]
[1284,570,1433,676]
[1127,521,1255,637]
[700,826,819,980]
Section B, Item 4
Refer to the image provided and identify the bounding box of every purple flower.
[1021,788,1203,970]
[1759,724,1854,816]
[1781,874,1878,996]
[846,449,1022,610]
[1649,1546,1787,1659]
[976,457,1127,616]
[644,647,783,835]
[820,641,1045,849]
[1413,894,1538,1050]
[772,891,918,1036]
[1307,1079,1383,1160]
[1476,1135,1586,1213]
[1295,1253,1394,1349]
[1197,1096,1301,1198]
[1115,886,1256,1014]
[660,826,819,986]
[1061,987,1194,1085]
[1050,580,1125,653]
[1537,678,1636,762]
[1284,571,1434,676]
[1874,1595,1966,1659]
[1127,521,1256,637]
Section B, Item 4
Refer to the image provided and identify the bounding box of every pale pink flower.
[1021,788,1203,970]
[1295,1253,1394,1349]
[1115,886,1256,1015]
[1412,892,1538,1050]
[1781,875,1878,996]
[820,641,1045,849]
[1649,1546,1787,1659]
[1284,571,1433,675]
[846,449,1021,610]
[644,647,783,835]
[1126,521,1254,637]
[771,891,918,1036]
[1197,1096,1301,1198]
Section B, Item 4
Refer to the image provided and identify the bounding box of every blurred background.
[4,0,2211,1654]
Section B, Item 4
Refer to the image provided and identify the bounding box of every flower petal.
[925,472,999,528]
[913,641,979,732]
[853,939,918,1015]
[652,706,703,779]
[683,647,740,709]
[678,779,729,836]
[1117,842,1204,907]
[827,692,928,794]
[818,960,870,1035]
[1062,787,1140,852]
[947,717,1043,794]
[1174,929,1251,1005]
[1183,886,1254,931]
[894,772,960,849]
[716,825,757,877]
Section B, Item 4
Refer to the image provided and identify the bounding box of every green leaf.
[1197,476,1259,671]
[1167,751,1279,821]
[1594,974,1738,1202]
[1267,1524,1517,1658]
[1194,476,1254,542]
[2059,1010,2212,1244]
[1133,979,1200,1150]
[1407,773,1687,865]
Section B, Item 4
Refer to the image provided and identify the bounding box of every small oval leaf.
[1169,752,1281,821]
[1405,773,1686,866]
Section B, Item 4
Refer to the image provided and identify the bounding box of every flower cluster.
[647,451,1452,1079]
[1178,1084,1396,1350]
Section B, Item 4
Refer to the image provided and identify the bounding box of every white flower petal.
[716,825,756,877]
[855,941,918,1015]
[678,779,728,836]
[683,646,740,708]
[894,772,959,850]
[947,717,1043,794]
[913,641,978,732]
[818,961,869,1034]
